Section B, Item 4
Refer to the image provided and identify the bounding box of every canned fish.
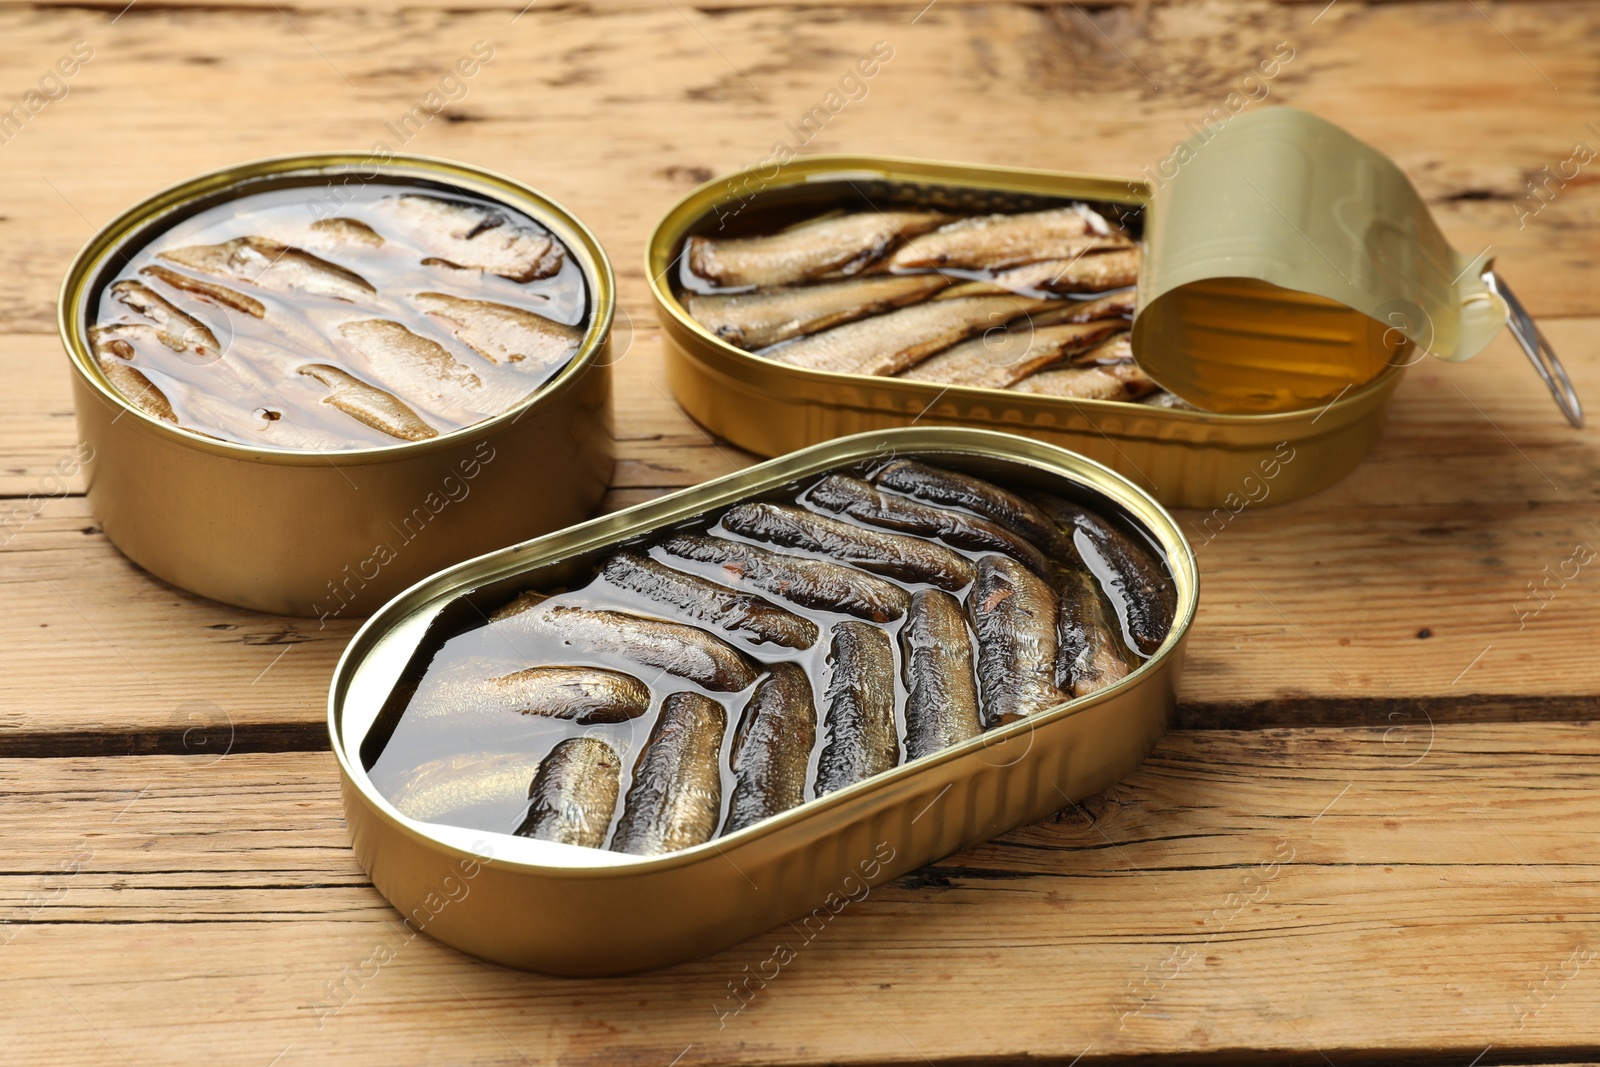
[329,427,1197,974]
[648,114,1579,509]
[60,153,615,617]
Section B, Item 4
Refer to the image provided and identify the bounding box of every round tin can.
[59,154,615,618]
[328,427,1198,975]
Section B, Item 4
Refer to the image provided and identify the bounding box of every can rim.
[644,153,1405,426]
[58,151,617,466]
[328,426,1199,878]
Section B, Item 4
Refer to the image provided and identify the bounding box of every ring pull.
[1484,270,1584,429]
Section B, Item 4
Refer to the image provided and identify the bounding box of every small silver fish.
[684,274,954,350]
[1030,492,1177,657]
[337,318,483,408]
[870,458,1063,553]
[942,289,1134,325]
[723,663,817,834]
[100,280,223,359]
[297,363,438,442]
[414,291,582,372]
[389,751,547,824]
[966,554,1065,727]
[887,206,1131,272]
[815,621,899,795]
[94,350,176,423]
[896,320,1122,390]
[377,193,562,282]
[408,663,651,726]
[611,692,728,856]
[1062,289,1136,322]
[984,248,1140,295]
[1074,334,1134,365]
[1009,358,1156,401]
[159,236,377,303]
[720,502,975,591]
[490,598,760,692]
[900,588,982,759]
[339,317,538,420]
[139,264,265,318]
[1056,568,1132,697]
[515,737,621,848]
[805,473,1052,577]
[599,551,819,649]
[763,295,1055,377]
[309,217,384,247]
[686,211,953,289]
[658,533,910,622]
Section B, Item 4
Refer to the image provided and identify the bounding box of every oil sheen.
[366,458,1177,857]
[88,181,589,450]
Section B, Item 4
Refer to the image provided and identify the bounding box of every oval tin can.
[60,153,615,618]
[647,154,1402,511]
[329,427,1198,975]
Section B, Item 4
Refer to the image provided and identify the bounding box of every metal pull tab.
[1484,270,1584,428]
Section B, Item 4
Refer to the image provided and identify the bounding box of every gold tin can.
[329,427,1198,975]
[59,153,615,619]
[647,154,1399,511]
[649,115,1582,508]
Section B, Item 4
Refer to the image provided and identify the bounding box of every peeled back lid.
[1131,107,1511,415]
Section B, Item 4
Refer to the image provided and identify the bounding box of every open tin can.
[329,427,1197,975]
[648,109,1580,510]
[59,153,615,618]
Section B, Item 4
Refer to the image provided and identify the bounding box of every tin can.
[648,113,1580,510]
[59,153,615,618]
[647,154,1393,510]
[329,427,1197,975]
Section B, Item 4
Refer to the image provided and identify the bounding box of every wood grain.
[3,724,1599,1065]
[1,3,1596,1063]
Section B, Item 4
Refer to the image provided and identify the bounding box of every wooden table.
[3,1,1598,1062]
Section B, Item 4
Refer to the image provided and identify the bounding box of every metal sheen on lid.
[1132,107,1580,426]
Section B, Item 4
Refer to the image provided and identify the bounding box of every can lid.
[1131,107,1577,424]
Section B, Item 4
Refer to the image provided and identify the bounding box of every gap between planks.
[0,0,1277,14]
[3,727,1599,1065]
[4,693,1600,758]
[0,0,1514,11]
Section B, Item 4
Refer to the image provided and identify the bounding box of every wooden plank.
[2,318,1595,740]
[0,0,1596,336]
[0,2,1594,1064]
[0,0,1556,9]
[3,724,1599,1064]
[0,0,1138,11]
